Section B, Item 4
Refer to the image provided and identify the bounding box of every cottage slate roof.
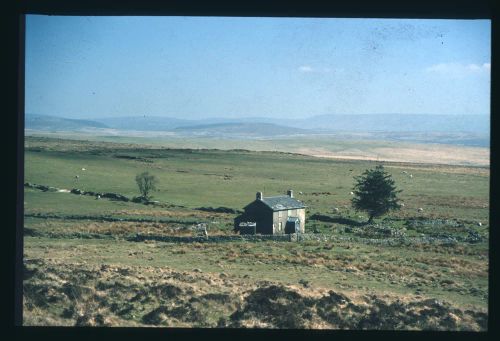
[258,195,306,211]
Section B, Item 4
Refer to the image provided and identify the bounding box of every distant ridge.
[26,113,489,137]
[95,116,195,131]
[26,114,109,131]
[90,113,489,134]
[174,122,309,136]
[292,114,490,133]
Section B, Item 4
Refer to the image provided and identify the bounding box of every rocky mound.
[224,284,486,330]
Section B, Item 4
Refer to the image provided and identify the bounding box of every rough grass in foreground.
[23,258,487,330]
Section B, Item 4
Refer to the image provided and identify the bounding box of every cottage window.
[279,222,282,230]
[278,211,282,218]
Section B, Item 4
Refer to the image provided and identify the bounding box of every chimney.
[256,192,263,200]
[287,189,293,198]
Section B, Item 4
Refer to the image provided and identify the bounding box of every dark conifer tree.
[351,165,402,223]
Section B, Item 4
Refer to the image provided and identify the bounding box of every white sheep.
[96,195,101,200]
[477,222,482,227]
[75,175,79,180]
[400,203,405,207]
[81,168,86,171]
[417,208,423,212]
[333,207,339,213]
[402,171,408,174]
[350,191,354,195]
[409,174,413,178]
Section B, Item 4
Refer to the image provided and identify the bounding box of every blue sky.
[25,16,491,119]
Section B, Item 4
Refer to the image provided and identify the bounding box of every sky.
[25,16,491,120]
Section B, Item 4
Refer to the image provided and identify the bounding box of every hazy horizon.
[26,112,491,121]
[26,16,491,120]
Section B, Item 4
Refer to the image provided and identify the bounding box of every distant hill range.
[231,114,489,134]
[25,114,109,131]
[173,122,309,137]
[26,113,489,136]
[25,114,307,137]
[95,116,195,131]
[94,113,489,134]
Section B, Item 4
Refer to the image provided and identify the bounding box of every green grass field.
[22,136,489,329]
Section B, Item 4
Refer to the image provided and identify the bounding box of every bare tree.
[135,171,158,199]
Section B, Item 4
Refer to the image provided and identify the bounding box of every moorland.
[22,135,489,330]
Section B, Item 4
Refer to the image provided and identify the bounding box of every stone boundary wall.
[295,233,460,246]
[24,227,468,245]
[24,182,173,207]
[127,233,462,245]
[125,233,294,243]
[24,212,199,225]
